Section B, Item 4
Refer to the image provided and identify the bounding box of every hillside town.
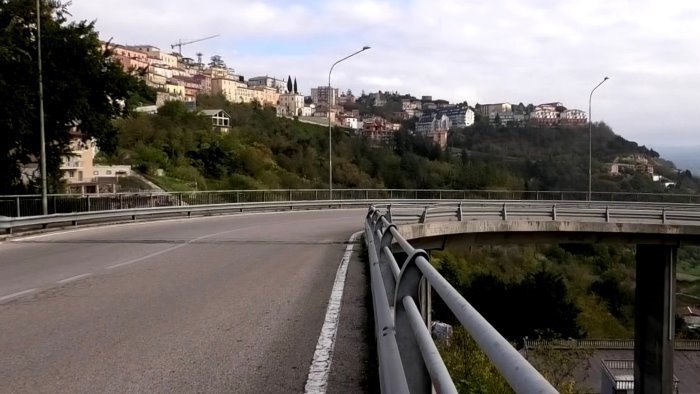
[106,41,589,151]
[54,41,672,195]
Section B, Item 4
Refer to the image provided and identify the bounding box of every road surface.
[0,209,368,393]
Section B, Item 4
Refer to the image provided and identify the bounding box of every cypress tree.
[287,76,292,93]
[293,78,298,94]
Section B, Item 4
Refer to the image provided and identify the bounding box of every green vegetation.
[433,243,700,391]
[105,93,700,195]
[0,0,153,194]
[431,244,637,340]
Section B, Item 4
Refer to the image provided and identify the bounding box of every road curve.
[0,209,366,393]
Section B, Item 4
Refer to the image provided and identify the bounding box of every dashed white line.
[0,288,38,302]
[304,231,362,394]
[56,273,92,284]
[106,245,185,269]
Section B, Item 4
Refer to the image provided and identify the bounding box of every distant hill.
[656,146,700,175]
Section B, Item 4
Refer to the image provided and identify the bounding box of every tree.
[0,0,153,193]
[287,75,292,93]
[208,55,226,69]
[293,77,298,94]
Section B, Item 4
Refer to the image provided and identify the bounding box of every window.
[106,170,112,175]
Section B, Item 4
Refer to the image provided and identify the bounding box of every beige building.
[107,45,149,73]
[212,77,259,103]
[62,139,98,184]
[165,83,185,99]
[61,138,132,193]
[278,92,305,116]
[252,86,281,107]
[159,52,178,68]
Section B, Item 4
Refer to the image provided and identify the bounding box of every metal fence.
[2,188,699,217]
[524,338,700,350]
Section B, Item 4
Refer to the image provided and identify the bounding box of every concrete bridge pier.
[634,244,677,394]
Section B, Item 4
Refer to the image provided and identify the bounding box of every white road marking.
[305,231,363,394]
[0,288,38,302]
[56,273,92,284]
[106,245,186,269]
[104,223,278,270]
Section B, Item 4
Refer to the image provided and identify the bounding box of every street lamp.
[328,46,370,198]
[588,76,609,201]
[37,0,48,215]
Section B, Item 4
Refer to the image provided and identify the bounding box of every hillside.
[104,94,700,194]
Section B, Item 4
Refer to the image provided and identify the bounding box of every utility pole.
[37,0,48,215]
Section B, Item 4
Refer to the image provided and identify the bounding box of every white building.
[343,117,360,129]
[300,106,315,117]
[440,106,475,128]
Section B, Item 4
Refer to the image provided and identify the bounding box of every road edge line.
[304,231,363,394]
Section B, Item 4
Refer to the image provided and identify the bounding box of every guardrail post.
[420,206,428,223]
[605,206,610,222]
[387,205,392,222]
[16,196,20,217]
[420,278,431,328]
[87,195,91,212]
[289,190,293,202]
[458,202,463,221]
[502,203,507,220]
[552,204,557,221]
[379,224,398,304]
[394,249,431,393]
[662,208,666,224]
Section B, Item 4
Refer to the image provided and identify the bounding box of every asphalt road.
[0,209,367,393]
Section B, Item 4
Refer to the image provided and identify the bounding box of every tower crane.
[170,34,220,56]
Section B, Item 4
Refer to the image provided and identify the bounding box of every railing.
[524,338,700,350]
[365,205,558,394]
[364,202,700,393]
[0,200,373,235]
[2,188,700,217]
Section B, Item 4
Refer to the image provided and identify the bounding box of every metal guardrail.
[0,200,376,234]
[524,339,700,350]
[2,188,700,217]
[365,205,559,394]
[364,201,700,393]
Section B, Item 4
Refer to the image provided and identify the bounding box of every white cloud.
[68,0,700,147]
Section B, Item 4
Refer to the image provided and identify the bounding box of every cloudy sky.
[68,0,699,149]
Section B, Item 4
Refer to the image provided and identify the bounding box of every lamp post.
[328,46,370,199]
[588,76,609,201]
[37,0,48,215]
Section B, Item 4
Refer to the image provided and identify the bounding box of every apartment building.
[440,106,475,128]
[248,76,288,93]
[311,86,338,111]
[212,77,247,103]
[560,109,587,125]
[477,102,512,116]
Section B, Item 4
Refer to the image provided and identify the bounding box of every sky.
[67,0,700,149]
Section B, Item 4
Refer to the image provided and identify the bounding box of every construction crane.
[171,34,219,56]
